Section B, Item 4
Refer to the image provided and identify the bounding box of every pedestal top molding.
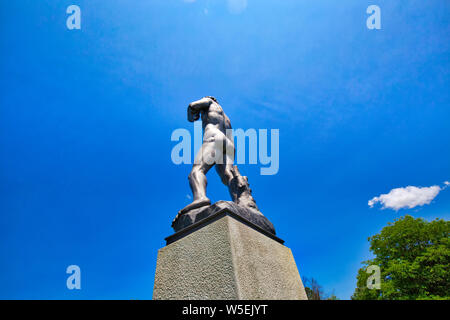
[166,207,284,246]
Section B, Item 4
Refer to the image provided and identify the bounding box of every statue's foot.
[178,197,211,215]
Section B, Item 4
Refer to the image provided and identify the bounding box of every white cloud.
[368,185,442,211]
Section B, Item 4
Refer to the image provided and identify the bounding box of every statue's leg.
[215,163,234,187]
[188,164,211,201]
[215,138,236,194]
[217,138,260,211]
[178,141,215,215]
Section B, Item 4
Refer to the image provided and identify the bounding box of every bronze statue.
[174,96,275,235]
[179,96,263,209]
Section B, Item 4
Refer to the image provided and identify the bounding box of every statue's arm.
[187,106,199,122]
[187,103,207,122]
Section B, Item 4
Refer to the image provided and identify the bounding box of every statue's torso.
[202,103,233,143]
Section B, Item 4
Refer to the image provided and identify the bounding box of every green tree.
[352,215,450,300]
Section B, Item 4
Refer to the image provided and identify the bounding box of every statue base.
[172,200,276,235]
[153,210,308,300]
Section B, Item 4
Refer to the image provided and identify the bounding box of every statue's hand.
[187,106,200,122]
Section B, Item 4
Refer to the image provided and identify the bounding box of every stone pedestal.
[153,209,307,300]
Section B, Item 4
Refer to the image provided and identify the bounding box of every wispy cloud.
[227,0,247,14]
[182,0,247,15]
[368,182,448,211]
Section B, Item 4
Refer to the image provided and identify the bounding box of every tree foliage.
[352,215,450,300]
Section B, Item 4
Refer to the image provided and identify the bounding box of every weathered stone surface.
[154,214,307,300]
[172,200,276,235]
[154,216,238,299]
[227,215,307,300]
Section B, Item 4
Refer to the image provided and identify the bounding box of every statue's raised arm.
[187,105,200,122]
[187,97,212,122]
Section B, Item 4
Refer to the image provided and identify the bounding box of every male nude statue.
[179,96,260,216]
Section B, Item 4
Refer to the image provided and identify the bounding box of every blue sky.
[1,0,449,299]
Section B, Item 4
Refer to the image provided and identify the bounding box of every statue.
[173,96,276,235]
